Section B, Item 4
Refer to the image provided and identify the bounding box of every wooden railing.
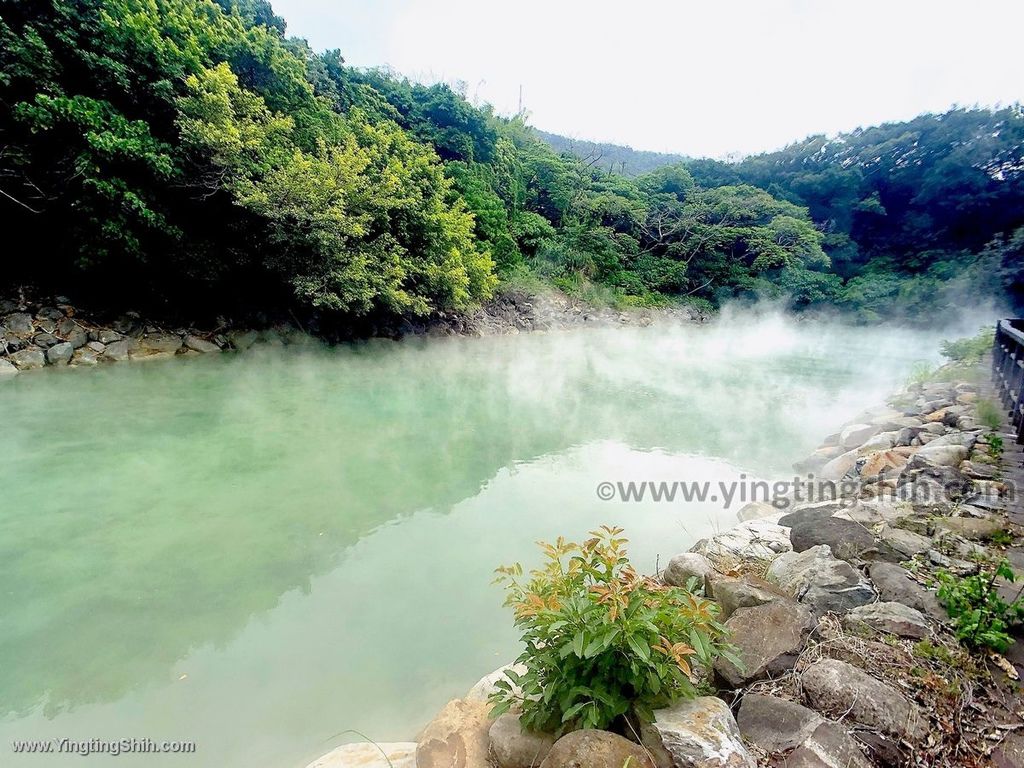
[994,319,1024,444]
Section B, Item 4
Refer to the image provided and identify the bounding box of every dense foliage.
[491,527,736,735]
[1,0,1021,327]
[936,559,1024,653]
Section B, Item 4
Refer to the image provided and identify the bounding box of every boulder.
[836,499,905,526]
[641,697,754,768]
[866,562,944,620]
[766,545,874,614]
[840,423,880,449]
[2,312,34,336]
[134,333,183,357]
[714,600,813,687]
[819,449,859,481]
[778,500,852,526]
[704,573,780,619]
[960,461,997,480]
[10,348,45,370]
[801,659,926,743]
[90,328,124,344]
[843,601,929,638]
[927,431,976,449]
[46,342,73,366]
[55,317,88,348]
[228,329,259,350]
[736,501,777,522]
[33,332,58,348]
[935,515,1006,541]
[104,339,135,362]
[787,516,877,562]
[663,553,714,588]
[737,695,870,767]
[878,526,932,558]
[921,422,946,435]
[35,306,64,320]
[540,730,655,768]
[416,698,492,768]
[856,431,897,455]
[991,731,1024,768]
[489,713,555,768]
[690,518,791,561]
[858,449,908,480]
[0,358,16,377]
[909,444,968,469]
[185,335,222,353]
[466,663,527,702]
[304,742,416,768]
[71,348,99,366]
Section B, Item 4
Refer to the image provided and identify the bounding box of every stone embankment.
[308,372,1024,768]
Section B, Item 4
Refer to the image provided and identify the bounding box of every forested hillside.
[1,0,1021,330]
[534,130,689,177]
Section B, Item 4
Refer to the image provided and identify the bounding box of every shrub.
[977,401,1004,431]
[940,328,995,366]
[936,559,1024,652]
[490,527,737,735]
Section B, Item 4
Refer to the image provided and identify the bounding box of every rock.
[856,431,897,455]
[714,600,813,687]
[86,341,106,353]
[690,518,791,561]
[185,334,222,353]
[663,553,714,588]
[33,332,58,348]
[540,730,655,768]
[0,358,17,377]
[55,317,88,348]
[819,449,859,480]
[304,742,416,768]
[2,312,34,336]
[788,516,877,562]
[936,515,1006,541]
[134,332,183,357]
[927,431,976,449]
[909,444,969,469]
[766,545,874,614]
[641,697,754,768]
[843,601,929,638]
[960,460,997,480]
[836,499,905,526]
[737,695,870,767]
[878,526,932,558]
[90,328,124,344]
[866,562,944,620]
[801,659,926,742]
[921,422,946,434]
[10,348,45,370]
[104,339,133,362]
[736,501,777,522]
[840,423,880,449]
[991,731,1024,768]
[466,663,527,702]
[36,306,64,320]
[46,342,73,366]
[71,348,100,366]
[927,549,979,576]
[489,713,555,768]
[416,698,492,768]
[858,449,908,480]
[228,329,259,350]
[705,573,780,619]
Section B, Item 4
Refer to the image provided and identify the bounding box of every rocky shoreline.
[307,369,1024,768]
[0,289,704,378]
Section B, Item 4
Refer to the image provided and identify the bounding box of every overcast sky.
[270,0,1023,158]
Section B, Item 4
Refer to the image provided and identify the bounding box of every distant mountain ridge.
[535,129,688,176]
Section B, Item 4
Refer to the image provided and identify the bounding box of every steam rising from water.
[0,308,995,768]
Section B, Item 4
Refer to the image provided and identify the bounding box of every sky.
[270,0,1024,158]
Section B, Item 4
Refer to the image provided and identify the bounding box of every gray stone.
[819,449,859,480]
[2,312,34,336]
[714,600,813,687]
[46,342,73,366]
[104,340,133,362]
[960,461,997,480]
[71,348,99,366]
[927,549,979,576]
[36,306,64,320]
[56,317,88,348]
[185,335,222,353]
[465,663,527,702]
[878,526,932,558]
[488,713,555,768]
[10,348,45,370]
[866,561,944,620]
[663,553,714,588]
[0,359,17,377]
[801,659,926,743]
[86,341,106,353]
[641,697,754,768]
[788,516,877,562]
[690,518,792,561]
[927,431,976,449]
[843,601,929,638]
[737,695,870,768]
[909,444,969,469]
[416,698,492,768]
[836,499,906,526]
[705,573,780,619]
[840,423,880,449]
[736,501,777,522]
[304,742,416,768]
[135,333,183,357]
[90,328,124,344]
[936,514,1006,541]
[32,332,58,348]
[228,329,259,350]
[991,731,1024,768]
[766,545,875,614]
[540,730,655,768]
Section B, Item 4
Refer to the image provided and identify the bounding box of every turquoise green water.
[0,315,958,767]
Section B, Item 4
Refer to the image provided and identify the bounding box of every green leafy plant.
[490,526,738,736]
[977,400,1004,431]
[982,430,1005,459]
[940,328,995,366]
[936,559,1024,652]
